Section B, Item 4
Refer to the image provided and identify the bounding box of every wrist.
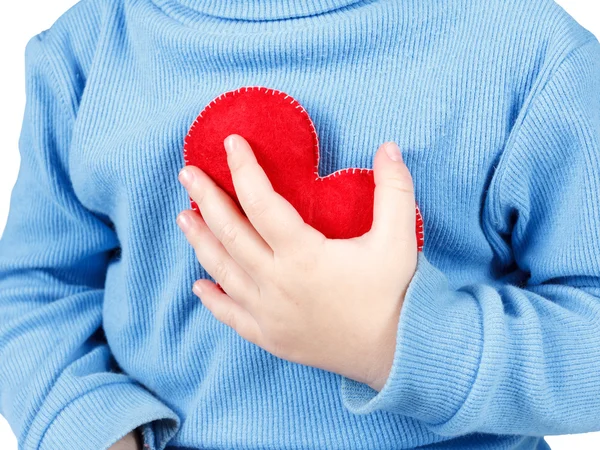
[365,348,394,392]
[363,303,402,392]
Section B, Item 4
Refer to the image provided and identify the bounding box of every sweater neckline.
[174,0,366,21]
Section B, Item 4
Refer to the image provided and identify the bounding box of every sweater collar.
[175,0,365,20]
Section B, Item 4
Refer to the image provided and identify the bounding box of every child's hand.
[177,135,418,391]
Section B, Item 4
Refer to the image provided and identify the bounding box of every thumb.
[370,141,417,246]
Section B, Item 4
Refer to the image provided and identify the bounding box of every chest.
[68,51,517,273]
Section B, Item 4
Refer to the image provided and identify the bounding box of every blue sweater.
[1,0,600,449]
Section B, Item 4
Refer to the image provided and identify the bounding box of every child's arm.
[0,32,179,449]
[339,37,600,436]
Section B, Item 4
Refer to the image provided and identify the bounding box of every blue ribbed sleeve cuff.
[33,382,180,450]
[340,252,483,424]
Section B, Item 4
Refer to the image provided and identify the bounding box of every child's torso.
[63,0,577,447]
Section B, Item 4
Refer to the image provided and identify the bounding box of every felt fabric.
[183,86,425,250]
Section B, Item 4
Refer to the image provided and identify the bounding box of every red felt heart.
[183,86,424,251]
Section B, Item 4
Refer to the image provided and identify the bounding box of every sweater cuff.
[340,252,483,424]
[37,382,180,450]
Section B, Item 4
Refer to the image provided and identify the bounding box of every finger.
[369,142,417,247]
[178,164,273,279]
[223,134,322,252]
[193,278,263,346]
[177,209,259,310]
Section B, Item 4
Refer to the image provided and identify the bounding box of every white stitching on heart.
[183,86,424,251]
[183,85,373,182]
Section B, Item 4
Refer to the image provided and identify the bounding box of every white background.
[0,1,599,449]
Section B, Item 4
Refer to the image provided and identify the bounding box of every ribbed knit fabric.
[1,0,600,449]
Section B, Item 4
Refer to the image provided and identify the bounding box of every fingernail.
[385,142,403,162]
[193,281,203,296]
[176,212,192,232]
[178,167,195,186]
[224,135,238,154]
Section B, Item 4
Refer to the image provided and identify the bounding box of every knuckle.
[212,259,229,286]
[290,256,313,276]
[223,308,237,330]
[265,333,289,359]
[228,155,245,174]
[219,222,238,248]
[246,194,269,218]
[192,185,207,207]
[244,257,262,277]
[383,175,414,196]
[260,314,296,360]
[288,247,318,274]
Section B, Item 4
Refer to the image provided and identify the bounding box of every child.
[1,0,600,449]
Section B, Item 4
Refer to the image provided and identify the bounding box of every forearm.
[340,253,600,436]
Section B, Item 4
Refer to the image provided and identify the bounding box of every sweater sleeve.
[0,33,180,449]
[339,37,600,437]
